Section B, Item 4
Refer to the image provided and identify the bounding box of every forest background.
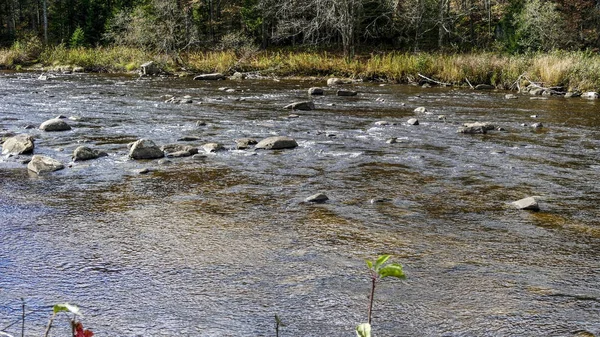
[2,0,600,89]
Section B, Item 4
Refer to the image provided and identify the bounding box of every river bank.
[2,45,600,90]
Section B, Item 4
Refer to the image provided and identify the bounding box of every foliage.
[70,27,86,48]
[44,303,93,337]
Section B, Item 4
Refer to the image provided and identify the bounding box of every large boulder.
[2,134,34,155]
[255,136,298,150]
[193,73,225,80]
[72,146,108,161]
[128,139,164,160]
[284,101,315,111]
[39,118,71,131]
[27,155,64,174]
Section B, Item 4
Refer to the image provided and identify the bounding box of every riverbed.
[1,72,599,336]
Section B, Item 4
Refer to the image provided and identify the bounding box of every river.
[1,71,599,336]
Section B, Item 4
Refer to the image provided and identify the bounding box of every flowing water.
[0,72,599,337]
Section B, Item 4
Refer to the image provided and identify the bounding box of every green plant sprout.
[356,255,405,337]
[44,303,93,337]
[274,314,286,337]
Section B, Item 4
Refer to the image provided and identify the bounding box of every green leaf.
[366,260,373,269]
[378,263,405,279]
[53,303,82,316]
[356,323,371,337]
[374,254,391,271]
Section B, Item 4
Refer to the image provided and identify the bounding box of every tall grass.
[3,44,600,90]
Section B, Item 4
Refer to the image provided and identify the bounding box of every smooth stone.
[407,118,419,125]
[72,146,108,161]
[374,121,392,126]
[581,92,599,99]
[512,197,540,211]
[255,136,298,150]
[463,122,495,131]
[308,87,324,95]
[505,94,518,99]
[27,155,64,174]
[193,73,225,80]
[161,144,198,157]
[284,101,315,111]
[327,78,351,86]
[202,143,225,153]
[39,118,71,131]
[2,134,34,155]
[413,107,428,113]
[305,193,329,203]
[531,122,544,128]
[128,139,164,160]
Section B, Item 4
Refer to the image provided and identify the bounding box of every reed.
[4,45,600,90]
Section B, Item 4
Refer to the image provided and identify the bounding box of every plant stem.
[368,276,376,324]
[43,313,55,337]
[20,299,24,337]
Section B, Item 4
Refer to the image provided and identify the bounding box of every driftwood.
[510,73,564,95]
[465,77,474,89]
[418,73,451,86]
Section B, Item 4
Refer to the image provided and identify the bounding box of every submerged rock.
[2,134,34,155]
[161,144,198,157]
[337,90,357,96]
[72,146,108,161]
[27,155,64,174]
[202,143,225,153]
[463,122,495,131]
[39,118,71,131]
[512,197,540,211]
[255,136,298,150]
[284,101,315,111]
[128,139,164,160]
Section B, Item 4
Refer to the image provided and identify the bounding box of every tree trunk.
[43,0,48,44]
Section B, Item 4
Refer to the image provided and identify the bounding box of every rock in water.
[336,90,357,96]
[39,118,71,131]
[512,197,540,211]
[161,144,198,157]
[27,155,64,174]
[284,101,315,111]
[202,143,225,153]
[305,193,329,203]
[413,107,428,113]
[128,139,164,160]
[308,87,324,95]
[407,118,419,125]
[255,136,298,150]
[581,92,599,99]
[193,73,225,80]
[72,146,108,161]
[2,134,34,155]
[235,138,258,149]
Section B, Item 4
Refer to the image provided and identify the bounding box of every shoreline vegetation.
[2,45,600,91]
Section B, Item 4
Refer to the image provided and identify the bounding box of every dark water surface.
[0,72,599,336]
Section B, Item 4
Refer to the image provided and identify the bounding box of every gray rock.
[230,72,245,80]
[463,122,495,131]
[235,138,258,149]
[128,139,164,160]
[2,134,34,155]
[386,138,398,144]
[458,126,487,134]
[177,136,201,142]
[374,121,392,126]
[255,136,298,150]
[284,101,315,110]
[27,155,64,174]
[305,193,329,203]
[564,91,581,98]
[196,121,207,127]
[531,122,543,128]
[39,118,71,131]
[475,84,495,90]
[308,87,324,95]
[193,73,225,80]
[512,196,540,211]
[529,88,545,96]
[140,61,161,76]
[337,90,357,96]
[407,118,419,125]
[72,146,108,161]
[161,144,198,157]
[413,107,428,113]
[505,94,518,99]
[327,78,351,86]
[202,143,225,153]
[73,66,84,73]
[581,92,599,99]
